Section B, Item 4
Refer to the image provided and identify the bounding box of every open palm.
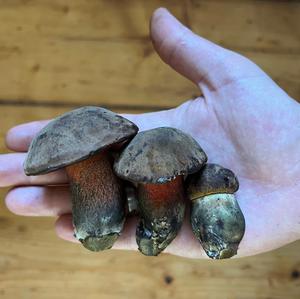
[1,9,300,258]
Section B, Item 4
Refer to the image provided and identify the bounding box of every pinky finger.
[55,214,78,243]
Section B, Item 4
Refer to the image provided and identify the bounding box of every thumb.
[150,8,265,90]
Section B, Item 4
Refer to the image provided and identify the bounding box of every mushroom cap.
[24,106,138,175]
[187,163,239,200]
[114,127,207,184]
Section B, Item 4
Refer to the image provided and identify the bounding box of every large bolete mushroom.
[24,106,138,252]
[114,127,207,256]
[187,163,245,259]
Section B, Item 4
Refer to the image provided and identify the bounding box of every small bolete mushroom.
[24,106,138,252]
[114,127,207,256]
[187,163,245,259]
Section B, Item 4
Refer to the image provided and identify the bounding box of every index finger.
[5,115,136,152]
[6,120,51,152]
[5,110,172,152]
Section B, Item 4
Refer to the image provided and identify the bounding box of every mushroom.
[114,127,207,256]
[186,163,245,259]
[24,106,138,252]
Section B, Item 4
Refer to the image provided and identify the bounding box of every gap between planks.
[0,99,172,113]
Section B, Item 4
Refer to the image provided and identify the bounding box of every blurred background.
[0,1,299,298]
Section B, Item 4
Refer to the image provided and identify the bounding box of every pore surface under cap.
[24,106,138,175]
[114,127,207,184]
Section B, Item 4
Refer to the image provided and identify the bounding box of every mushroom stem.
[65,151,125,252]
[191,193,245,259]
[136,176,185,256]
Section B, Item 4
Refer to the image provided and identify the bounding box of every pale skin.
[1,8,300,258]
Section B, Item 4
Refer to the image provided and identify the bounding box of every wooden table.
[0,1,299,298]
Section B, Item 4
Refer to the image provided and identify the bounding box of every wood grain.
[0,0,186,39]
[0,0,196,109]
[0,36,198,108]
[0,0,300,298]
[188,0,300,54]
[0,0,299,108]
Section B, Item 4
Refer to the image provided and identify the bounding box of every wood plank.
[0,34,198,108]
[0,192,300,299]
[0,34,299,107]
[0,0,186,40]
[0,0,299,107]
[0,105,300,298]
[1,0,300,296]
[1,0,299,53]
[0,0,196,108]
[188,0,300,54]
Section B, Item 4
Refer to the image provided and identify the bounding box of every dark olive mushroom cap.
[187,163,239,200]
[114,127,207,184]
[24,106,138,175]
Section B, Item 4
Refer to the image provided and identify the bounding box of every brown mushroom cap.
[24,106,138,175]
[114,127,207,184]
[187,163,239,200]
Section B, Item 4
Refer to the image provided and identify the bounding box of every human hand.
[1,8,300,258]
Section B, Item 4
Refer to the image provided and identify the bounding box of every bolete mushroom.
[24,106,138,252]
[187,163,245,259]
[114,127,207,256]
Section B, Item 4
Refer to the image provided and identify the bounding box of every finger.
[5,110,176,154]
[0,153,68,187]
[55,212,208,258]
[6,120,50,152]
[150,8,266,90]
[55,214,78,243]
[5,186,71,216]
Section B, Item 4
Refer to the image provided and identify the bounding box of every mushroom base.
[66,151,125,252]
[136,176,185,256]
[191,193,245,259]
